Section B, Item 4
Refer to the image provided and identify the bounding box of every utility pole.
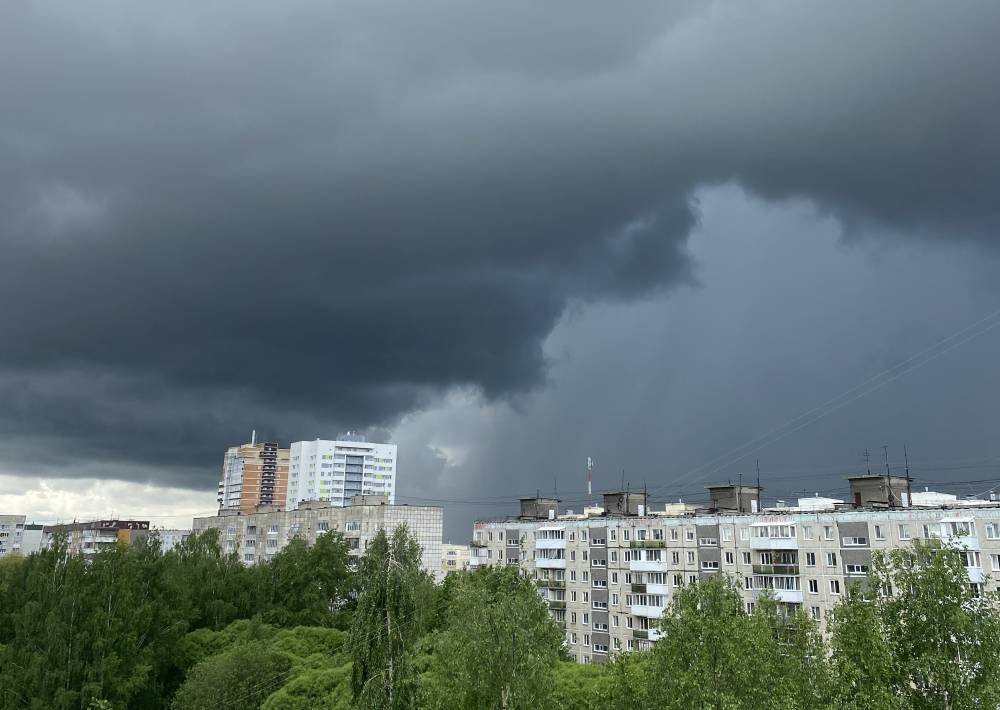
[883,445,893,507]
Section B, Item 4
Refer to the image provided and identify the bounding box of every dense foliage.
[1,531,997,709]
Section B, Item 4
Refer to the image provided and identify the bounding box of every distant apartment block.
[286,436,397,510]
[217,440,289,514]
[19,523,44,556]
[0,514,25,557]
[441,543,470,576]
[471,477,1000,664]
[193,495,442,579]
[155,528,191,553]
[43,519,150,556]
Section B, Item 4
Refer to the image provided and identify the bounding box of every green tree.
[647,575,833,710]
[427,565,564,710]
[171,644,293,710]
[350,525,429,709]
[260,664,353,710]
[249,533,353,628]
[830,539,1000,709]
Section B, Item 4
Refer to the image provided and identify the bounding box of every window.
[686,530,695,541]
[581,530,587,541]
[571,592,577,602]
[623,530,629,541]
[670,529,678,541]
[570,551,576,561]
[744,576,754,590]
[810,606,821,621]
[823,526,834,541]
[802,525,813,540]
[672,551,680,564]
[808,579,819,593]
[740,527,750,541]
[965,551,982,569]
[701,560,719,570]
[805,552,816,567]
[991,554,1000,572]
[846,564,869,575]
[830,580,841,594]
[613,614,620,627]
[688,574,697,585]
[571,571,577,582]
[986,523,999,540]
[874,525,885,540]
[722,527,732,542]
[571,612,577,623]
[725,552,734,565]
[923,524,941,539]
[746,602,755,614]
[899,524,911,540]
[610,551,617,562]
[826,552,837,567]
[687,551,695,564]
[612,593,619,605]
[571,633,578,644]
[699,537,718,546]
[741,552,751,565]
[583,613,589,625]
[673,574,683,587]
[611,572,618,584]
[610,529,616,541]
[583,592,589,603]
[842,536,867,546]
[593,643,608,654]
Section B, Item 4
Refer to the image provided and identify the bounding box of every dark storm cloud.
[2,1,1000,485]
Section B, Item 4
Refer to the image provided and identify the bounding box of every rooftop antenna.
[738,471,744,513]
[904,444,913,506]
[251,429,256,445]
[587,457,594,508]
[883,444,893,507]
[620,468,625,491]
[863,448,871,475]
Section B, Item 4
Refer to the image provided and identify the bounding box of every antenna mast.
[251,429,256,445]
[904,444,912,507]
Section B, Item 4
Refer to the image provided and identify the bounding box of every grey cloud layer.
[1,1,999,485]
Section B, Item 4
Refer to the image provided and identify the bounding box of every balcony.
[629,540,665,549]
[752,564,799,575]
[630,583,647,594]
[749,537,798,551]
[535,557,567,569]
[547,600,567,610]
[536,579,566,589]
[630,604,666,619]
[535,538,567,550]
[629,559,668,573]
[634,628,664,641]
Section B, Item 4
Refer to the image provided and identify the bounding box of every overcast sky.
[2,2,1000,539]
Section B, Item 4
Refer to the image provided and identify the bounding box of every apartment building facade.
[217,440,290,514]
[193,496,443,579]
[471,482,1000,664]
[441,543,471,576]
[286,437,397,510]
[42,519,151,556]
[0,514,25,557]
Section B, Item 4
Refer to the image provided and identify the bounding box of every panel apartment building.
[42,519,150,556]
[470,476,1000,664]
[217,439,289,514]
[286,436,397,510]
[193,495,442,579]
[0,514,25,557]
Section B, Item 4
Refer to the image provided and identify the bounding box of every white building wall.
[287,439,397,510]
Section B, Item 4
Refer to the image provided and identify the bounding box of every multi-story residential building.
[42,519,150,556]
[472,477,1000,664]
[217,439,290,514]
[286,436,397,510]
[441,543,470,576]
[0,514,25,557]
[155,528,191,553]
[19,523,44,556]
[193,495,442,579]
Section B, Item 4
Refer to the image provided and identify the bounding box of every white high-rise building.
[286,436,397,510]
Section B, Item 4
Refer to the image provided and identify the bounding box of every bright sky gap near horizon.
[3,2,1000,540]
